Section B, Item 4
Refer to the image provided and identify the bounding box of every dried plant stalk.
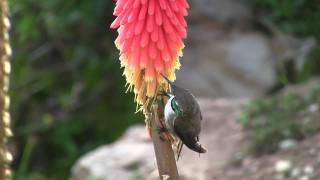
[149,101,179,180]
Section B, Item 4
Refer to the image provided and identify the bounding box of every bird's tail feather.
[181,136,207,153]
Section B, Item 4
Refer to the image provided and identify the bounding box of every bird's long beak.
[159,90,171,98]
[160,73,174,85]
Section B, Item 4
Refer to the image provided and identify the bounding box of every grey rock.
[190,0,252,23]
[177,29,277,98]
[274,160,292,173]
[71,126,156,180]
[176,20,315,98]
[226,33,276,89]
[308,104,319,113]
[279,139,297,151]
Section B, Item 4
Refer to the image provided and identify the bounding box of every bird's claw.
[157,127,169,141]
[157,127,168,133]
[157,127,175,144]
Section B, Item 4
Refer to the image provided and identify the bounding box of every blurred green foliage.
[252,0,320,38]
[240,85,320,155]
[244,0,320,155]
[9,0,142,179]
[251,0,320,82]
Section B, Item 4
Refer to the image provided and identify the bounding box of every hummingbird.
[161,75,207,157]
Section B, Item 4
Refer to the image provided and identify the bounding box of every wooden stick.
[149,103,179,180]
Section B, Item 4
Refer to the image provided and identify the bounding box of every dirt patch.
[180,98,320,180]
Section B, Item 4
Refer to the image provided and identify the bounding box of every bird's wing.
[173,118,205,153]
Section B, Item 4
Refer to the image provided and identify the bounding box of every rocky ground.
[71,96,320,180]
[70,98,248,180]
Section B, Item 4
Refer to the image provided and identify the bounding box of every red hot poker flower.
[111,0,189,105]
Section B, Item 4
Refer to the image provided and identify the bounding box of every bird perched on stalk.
[161,75,206,157]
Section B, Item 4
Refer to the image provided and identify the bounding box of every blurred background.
[8,0,320,179]
[10,0,142,179]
